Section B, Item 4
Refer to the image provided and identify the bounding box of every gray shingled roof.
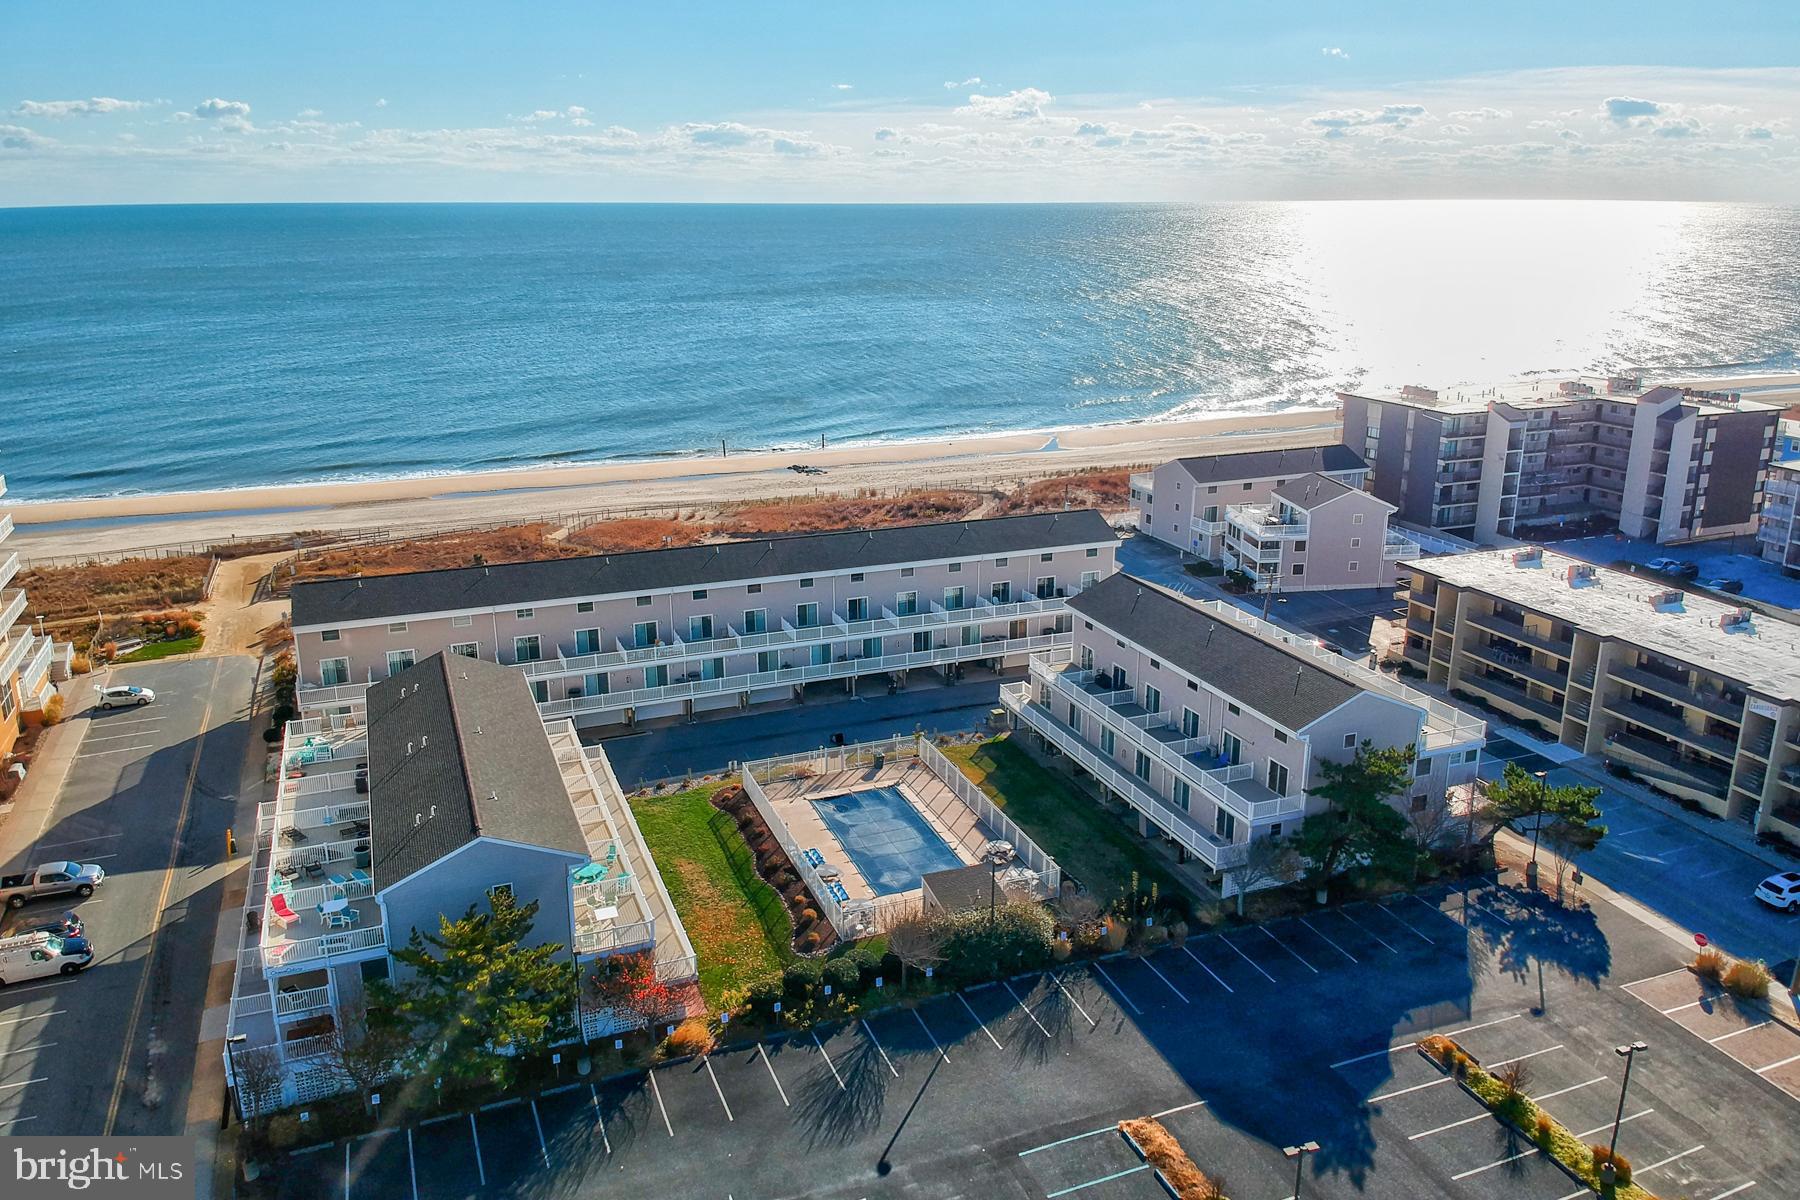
[366,653,587,893]
[1067,573,1364,730]
[293,509,1116,628]
[1173,444,1365,486]
[1273,473,1357,508]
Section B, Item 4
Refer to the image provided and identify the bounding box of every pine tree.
[1294,740,1417,886]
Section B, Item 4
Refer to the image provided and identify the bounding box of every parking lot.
[276,876,1791,1200]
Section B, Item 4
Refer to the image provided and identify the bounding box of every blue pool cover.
[811,785,965,897]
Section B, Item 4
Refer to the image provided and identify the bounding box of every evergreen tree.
[1293,740,1417,885]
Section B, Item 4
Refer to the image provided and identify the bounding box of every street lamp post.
[224,1033,249,1124]
[1525,769,1548,890]
[1602,1041,1649,1185]
[1283,1140,1320,1199]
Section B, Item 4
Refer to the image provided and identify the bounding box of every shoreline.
[8,409,1338,557]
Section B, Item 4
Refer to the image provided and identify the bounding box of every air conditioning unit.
[1646,588,1684,610]
[1565,563,1596,587]
[1511,548,1543,568]
[1719,608,1752,631]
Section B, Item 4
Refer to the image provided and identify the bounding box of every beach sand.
[10,410,1340,559]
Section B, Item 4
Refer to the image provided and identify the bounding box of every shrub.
[1051,939,1072,962]
[259,1112,304,1154]
[71,653,91,675]
[665,1018,714,1057]
[1119,1118,1224,1200]
[823,956,861,997]
[1418,1035,1455,1066]
[1589,1145,1632,1186]
[1099,917,1128,953]
[938,903,1057,983]
[799,907,820,926]
[1692,947,1726,981]
[1494,1058,1531,1100]
[1451,1050,1472,1078]
[799,930,822,953]
[1723,958,1773,1000]
[1534,1112,1554,1145]
[744,978,783,1017]
[782,957,825,998]
[1137,924,1168,950]
[1165,920,1189,945]
[41,694,64,726]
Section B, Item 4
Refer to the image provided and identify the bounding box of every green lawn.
[941,736,1199,909]
[626,783,793,1006]
[117,635,204,662]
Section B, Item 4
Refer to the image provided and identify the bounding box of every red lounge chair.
[269,893,298,928]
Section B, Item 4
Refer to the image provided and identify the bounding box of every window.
[800,577,815,588]
[1086,547,1099,558]
[1186,680,1197,691]
[1040,552,1053,562]
[1344,733,1358,748]
[1268,823,1282,838]
[321,629,341,642]
[1222,730,1242,764]
[387,622,408,634]
[1173,779,1191,811]
[943,586,965,610]
[578,601,595,613]
[691,589,707,600]
[748,583,762,594]
[1267,761,1290,795]
[1292,564,1306,576]
[515,608,534,620]
[1349,537,1362,549]
[513,635,542,663]
[1143,684,1161,714]
[1181,708,1201,738]
[1464,748,1481,764]
[319,657,349,686]
[913,630,931,652]
[490,883,514,903]
[1274,730,1288,743]
[1347,561,1358,573]
[1215,808,1237,840]
[635,595,652,607]
[1352,513,1365,525]
[1081,571,1099,589]
[385,649,415,677]
[896,591,918,616]
[991,581,1012,604]
[949,562,962,573]
[1067,702,1079,729]
[1134,751,1151,781]
[450,642,479,659]
[689,615,714,641]
[901,567,915,578]
[633,620,658,648]
[1293,540,1306,552]
[758,651,779,673]
[451,614,473,629]
[1410,794,1429,812]
[575,628,602,655]
[846,597,869,621]
[1100,728,1117,755]
[850,572,864,582]
[743,608,767,634]
[1415,757,1432,778]
[583,672,608,696]
[644,664,669,688]
[1226,702,1240,716]
[862,637,882,658]
[796,602,819,627]
[1243,482,1253,491]
[1036,576,1057,599]
[994,557,1008,567]
[1206,485,1218,494]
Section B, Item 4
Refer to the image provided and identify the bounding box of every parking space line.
[812,1031,846,1091]
[1178,944,1234,994]
[1452,1144,1538,1180]
[0,1077,48,1092]
[75,745,153,758]
[1710,1020,1772,1043]
[1141,955,1192,1002]
[1369,900,1434,944]
[648,1069,675,1136]
[406,1128,418,1200]
[1090,962,1144,1014]
[1019,1125,1113,1157]
[82,731,162,743]
[1755,1051,1800,1074]
[1334,907,1398,953]
[1632,1144,1706,1177]
[1532,1077,1606,1103]
[1046,1164,1151,1197]
[864,1017,906,1073]
[1260,925,1318,973]
[0,1116,36,1129]
[527,1098,553,1165]
[757,1041,790,1105]
[1663,998,1707,1015]
[1708,1184,1757,1199]
[1151,1098,1207,1120]
[1216,934,1279,984]
[1297,916,1356,964]
[1621,967,1690,990]
[1005,978,1055,1036]
[961,992,1008,1045]
[1368,1045,1562,1101]
[702,1057,734,1121]
[0,1042,56,1059]
[588,1084,612,1154]
[907,1007,950,1065]
[467,1113,486,1186]
[1571,1110,1653,1140]
[343,1141,350,1200]
[34,833,125,848]
[1409,1110,1494,1139]
[1332,1043,1410,1070]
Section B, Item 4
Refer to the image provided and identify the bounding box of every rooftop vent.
[1646,588,1684,611]
[1511,548,1543,568]
[1402,384,1439,403]
[1565,563,1596,587]
[1558,380,1596,396]
[1719,607,1753,631]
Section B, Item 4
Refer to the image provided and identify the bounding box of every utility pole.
[1524,769,1548,890]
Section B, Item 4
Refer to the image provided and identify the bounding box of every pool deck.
[757,760,998,906]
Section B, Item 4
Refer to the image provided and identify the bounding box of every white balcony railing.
[1384,533,1422,560]
[254,925,385,972]
[0,629,35,687]
[1227,504,1308,541]
[1036,662,1304,824]
[18,635,54,700]
[1002,683,1246,870]
[0,514,13,545]
[0,590,27,637]
[274,985,333,1017]
[0,551,19,595]
[1190,518,1228,537]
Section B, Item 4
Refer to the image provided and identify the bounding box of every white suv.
[1754,871,1800,913]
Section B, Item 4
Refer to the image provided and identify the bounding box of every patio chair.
[326,872,351,895]
[268,893,298,928]
[348,868,373,892]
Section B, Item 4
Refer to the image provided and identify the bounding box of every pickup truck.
[0,861,106,910]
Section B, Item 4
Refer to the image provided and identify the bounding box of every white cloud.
[297,108,323,119]
[831,83,853,91]
[1308,103,1426,137]
[1439,123,1470,135]
[874,127,897,141]
[1652,115,1703,138]
[0,123,49,150]
[1603,95,1662,125]
[956,87,1052,121]
[1448,107,1511,121]
[943,76,982,90]
[375,98,388,108]
[1075,122,1110,136]
[1320,47,1349,60]
[1739,123,1777,140]
[14,97,147,118]
[194,97,251,119]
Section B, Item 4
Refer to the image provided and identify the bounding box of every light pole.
[224,1033,249,1124]
[1284,1140,1319,1199]
[1602,1041,1648,1185]
[1525,769,1548,890]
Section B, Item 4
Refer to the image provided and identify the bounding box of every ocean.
[2,201,1797,503]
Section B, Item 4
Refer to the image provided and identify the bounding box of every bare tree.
[230,1043,284,1141]
[321,1002,409,1107]
[1222,838,1302,916]
[1053,891,1104,942]
[886,916,946,988]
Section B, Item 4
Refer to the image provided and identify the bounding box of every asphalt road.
[278,875,1793,1199]
[0,654,256,1137]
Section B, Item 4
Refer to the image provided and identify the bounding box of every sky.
[2,1,1798,205]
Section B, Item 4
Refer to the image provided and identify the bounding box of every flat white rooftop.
[1346,376,1776,419]
[1408,548,1800,703]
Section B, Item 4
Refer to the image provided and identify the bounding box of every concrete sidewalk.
[0,675,97,872]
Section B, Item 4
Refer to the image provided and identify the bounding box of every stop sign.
[1695,933,1709,948]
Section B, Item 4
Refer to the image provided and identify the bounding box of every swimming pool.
[811,785,965,897]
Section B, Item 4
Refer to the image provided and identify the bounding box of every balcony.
[1461,640,1569,691]
[1130,473,1154,497]
[1602,696,1740,761]
[0,550,18,594]
[1226,504,1308,541]
[0,590,25,638]
[0,629,35,688]
[1604,733,1731,798]
[0,514,12,545]
[1035,662,1305,825]
[1190,518,1228,537]
[1383,531,1422,560]
[1001,683,1246,870]
[1458,672,1566,726]
[18,635,54,701]
[1461,609,1573,660]
[1608,663,1743,723]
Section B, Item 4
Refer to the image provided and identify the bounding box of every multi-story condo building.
[1402,547,1800,840]
[0,474,57,765]
[1130,445,1370,562]
[291,510,1118,729]
[226,652,695,1107]
[1221,473,1420,592]
[1340,378,1781,545]
[1757,462,1799,576]
[1000,573,1485,893]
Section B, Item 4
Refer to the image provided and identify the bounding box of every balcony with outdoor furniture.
[1461,639,1570,691]
[1457,671,1565,726]
[1461,608,1574,659]
[1601,694,1741,760]
[1226,503,1308,541]
[1604,732,1731,800]
[1608,662,1744,723]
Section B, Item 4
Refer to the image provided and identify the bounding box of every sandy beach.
[10,410,1340,559]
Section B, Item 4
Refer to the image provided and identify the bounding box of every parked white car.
[1754,871,1800,913]
[97,684,155,709]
